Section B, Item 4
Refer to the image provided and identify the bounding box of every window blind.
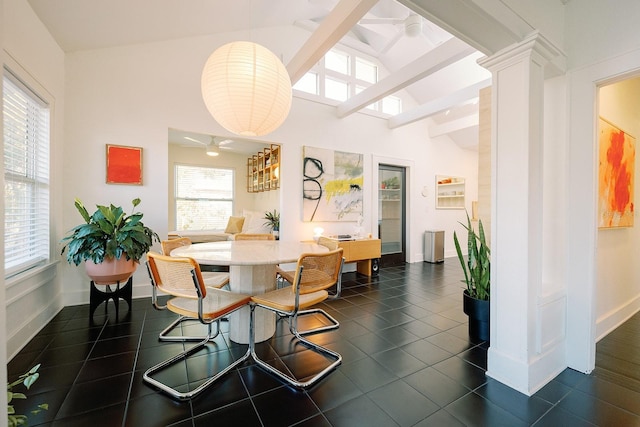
[3,71,51,277]
[175,165,234,230]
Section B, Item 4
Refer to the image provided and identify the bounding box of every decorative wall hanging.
[598,117,635,228]
[106,144,143,185]
[302,146,363,222]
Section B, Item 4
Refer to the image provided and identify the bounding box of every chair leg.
[288,285,341,335]
[143,330,250,400]
[249,304,342,389]
[159,316,221,342]
[289,308,339,336]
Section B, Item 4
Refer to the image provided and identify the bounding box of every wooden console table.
[336,238,381,276]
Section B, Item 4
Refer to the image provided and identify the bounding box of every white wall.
[62,26,477,304]
[3,0,65,359]
[596,78,640,339]
[565,1,640,70]
[167,143,279,231]
[565,0,640,372]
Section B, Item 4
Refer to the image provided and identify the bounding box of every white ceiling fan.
[357,13,423,54]
[183,135,234,156]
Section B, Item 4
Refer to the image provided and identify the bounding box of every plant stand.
[90,276,132,318]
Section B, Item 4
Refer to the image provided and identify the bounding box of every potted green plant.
[453,212,490,342]
[61,198,160,283]
[263,209,280,240]
[7,364,47,427]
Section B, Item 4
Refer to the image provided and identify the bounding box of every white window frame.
[174,164,235,231]
[292,47,402,117]
[3,67,51,278]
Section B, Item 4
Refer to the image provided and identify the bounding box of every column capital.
[478,31,562,72]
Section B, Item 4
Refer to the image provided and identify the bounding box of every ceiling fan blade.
[184,136,205,145]
[359,17,404,25]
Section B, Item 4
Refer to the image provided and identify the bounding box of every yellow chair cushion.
[224,216,245,234]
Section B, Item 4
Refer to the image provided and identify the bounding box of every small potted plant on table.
[263,209,280,240]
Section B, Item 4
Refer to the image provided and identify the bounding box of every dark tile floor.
[8,259,640,426]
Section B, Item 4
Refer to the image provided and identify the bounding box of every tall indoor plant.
[61,198,159,283]
[453,212,490,341]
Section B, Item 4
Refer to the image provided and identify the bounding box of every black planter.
[462,290,490,342]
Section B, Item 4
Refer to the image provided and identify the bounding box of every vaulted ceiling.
[28,0,493,150]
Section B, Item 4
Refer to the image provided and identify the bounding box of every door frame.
[372,155,415,263]
[378,163,407,265]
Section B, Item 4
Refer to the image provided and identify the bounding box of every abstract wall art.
[302,146,363,222]
[106,144,143,185]
[598,118,635,228]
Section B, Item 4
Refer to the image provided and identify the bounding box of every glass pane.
[293,72,318,95]
[176,200,232,230]
[356,58,377,83]
[325,50,350,75]
[382,96,402,115]
[3,73,50,276]
[379,167,404,256]
[175,165,233,199]
[174,164,234,230]
[325,77,349,102]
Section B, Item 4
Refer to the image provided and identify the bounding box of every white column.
[478,32,560,395]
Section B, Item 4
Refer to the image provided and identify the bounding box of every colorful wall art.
[598,118,635,228]
[106,144,143,185]
[302,146,363,222]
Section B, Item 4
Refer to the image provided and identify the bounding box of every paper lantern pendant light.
[201,41,292,136]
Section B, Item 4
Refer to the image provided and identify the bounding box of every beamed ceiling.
[29,0,498,150]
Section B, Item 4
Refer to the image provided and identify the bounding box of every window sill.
[6,260,59,289]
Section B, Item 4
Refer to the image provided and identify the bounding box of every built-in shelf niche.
[247,144,280,192]
[436,175,465,209]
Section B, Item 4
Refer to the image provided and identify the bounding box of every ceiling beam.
[429,114,478,138]
[388,77,491,128]
[336,37,475,118]
[292,19,380,58]
[397,0,527,55]
[286,0,379,85]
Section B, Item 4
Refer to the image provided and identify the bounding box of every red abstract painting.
[106,145,143,185]
[598,118,635,228]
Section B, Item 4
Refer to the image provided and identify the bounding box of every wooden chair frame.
[234,233,275,240]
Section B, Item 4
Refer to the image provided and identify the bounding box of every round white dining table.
[171,240,328,344]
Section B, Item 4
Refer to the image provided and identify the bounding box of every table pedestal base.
[229,264,276,344]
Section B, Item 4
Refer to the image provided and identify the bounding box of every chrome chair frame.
[143,252,250,400]
[157,237,230,342]
[249,250,343,389]
[276,237,344,335]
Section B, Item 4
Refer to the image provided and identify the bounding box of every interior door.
[378,164,406,266]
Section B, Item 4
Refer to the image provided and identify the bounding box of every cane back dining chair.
[144,251,251,400]
[275,236,343,335]
[157,237,230,342]
[250,248,344,388]
[234,233,275,240]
